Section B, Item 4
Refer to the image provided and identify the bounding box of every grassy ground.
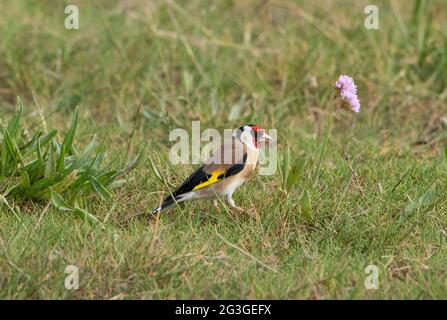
[1,0,447,299]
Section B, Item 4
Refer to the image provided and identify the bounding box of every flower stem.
[313,99,337,187]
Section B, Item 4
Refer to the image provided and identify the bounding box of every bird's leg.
[225,195,244,212]
[212,199,222,213]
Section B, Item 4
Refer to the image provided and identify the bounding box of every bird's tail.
[151,194,180,215]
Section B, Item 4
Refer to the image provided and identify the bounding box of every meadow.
[0,0,446,299]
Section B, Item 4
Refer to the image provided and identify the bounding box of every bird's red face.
[238,124,272,149]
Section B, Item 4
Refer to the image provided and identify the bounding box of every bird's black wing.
[172,165,210,197]
[172,152,248,197]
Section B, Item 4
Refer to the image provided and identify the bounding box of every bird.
[151,124,272,215]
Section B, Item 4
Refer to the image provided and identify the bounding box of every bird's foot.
[213,199,222,213]
[228,206,258,220]
[245,207,259,220]
[226,206,244,219]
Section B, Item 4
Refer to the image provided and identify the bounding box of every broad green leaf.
[50,188,74,211]
[300,190,313,223]
[92,152,104,169]
[98,170,119,180]
[51,171,77,194]
[68,151,102,190]
[44,142,56,178]
[90,176,112,202]
[21,170,30,188]
[5,182,22,197]
[22,130,57,157]
[1,127,13,166]
[2,126,22,164]
[36,138,43,169]
[100,170,121,186]
[64,154,92,173]
[286,157,306,192]
[69,170,91,191]
[81,134,97,158]
[74,207,100,225]
[276,153,283,183]
[51,189,100,225]
[56,144,66,173]
[29,177,61,198]
[19,131,41,151]
[62,107,78,155]
[39,130,58,147]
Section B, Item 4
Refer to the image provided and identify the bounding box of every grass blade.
[282,143,291,191]
[62,107,79,155]
[148,155,164,182]
[7,97,23,139]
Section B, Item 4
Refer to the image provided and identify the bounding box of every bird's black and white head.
[233,124,272,150]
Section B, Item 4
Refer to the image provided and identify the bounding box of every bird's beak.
[261,132,273,142]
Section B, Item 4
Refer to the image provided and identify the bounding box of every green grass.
[1,0,447,299]
[0,100,142,225]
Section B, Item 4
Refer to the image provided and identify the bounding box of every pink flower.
[335,75,360,113]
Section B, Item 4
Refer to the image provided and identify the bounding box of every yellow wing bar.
[192,169,226,191]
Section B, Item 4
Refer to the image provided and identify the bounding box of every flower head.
[335,75,360,113]
[340,91,360,113]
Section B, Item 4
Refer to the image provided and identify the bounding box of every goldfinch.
[152,124,272,215]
